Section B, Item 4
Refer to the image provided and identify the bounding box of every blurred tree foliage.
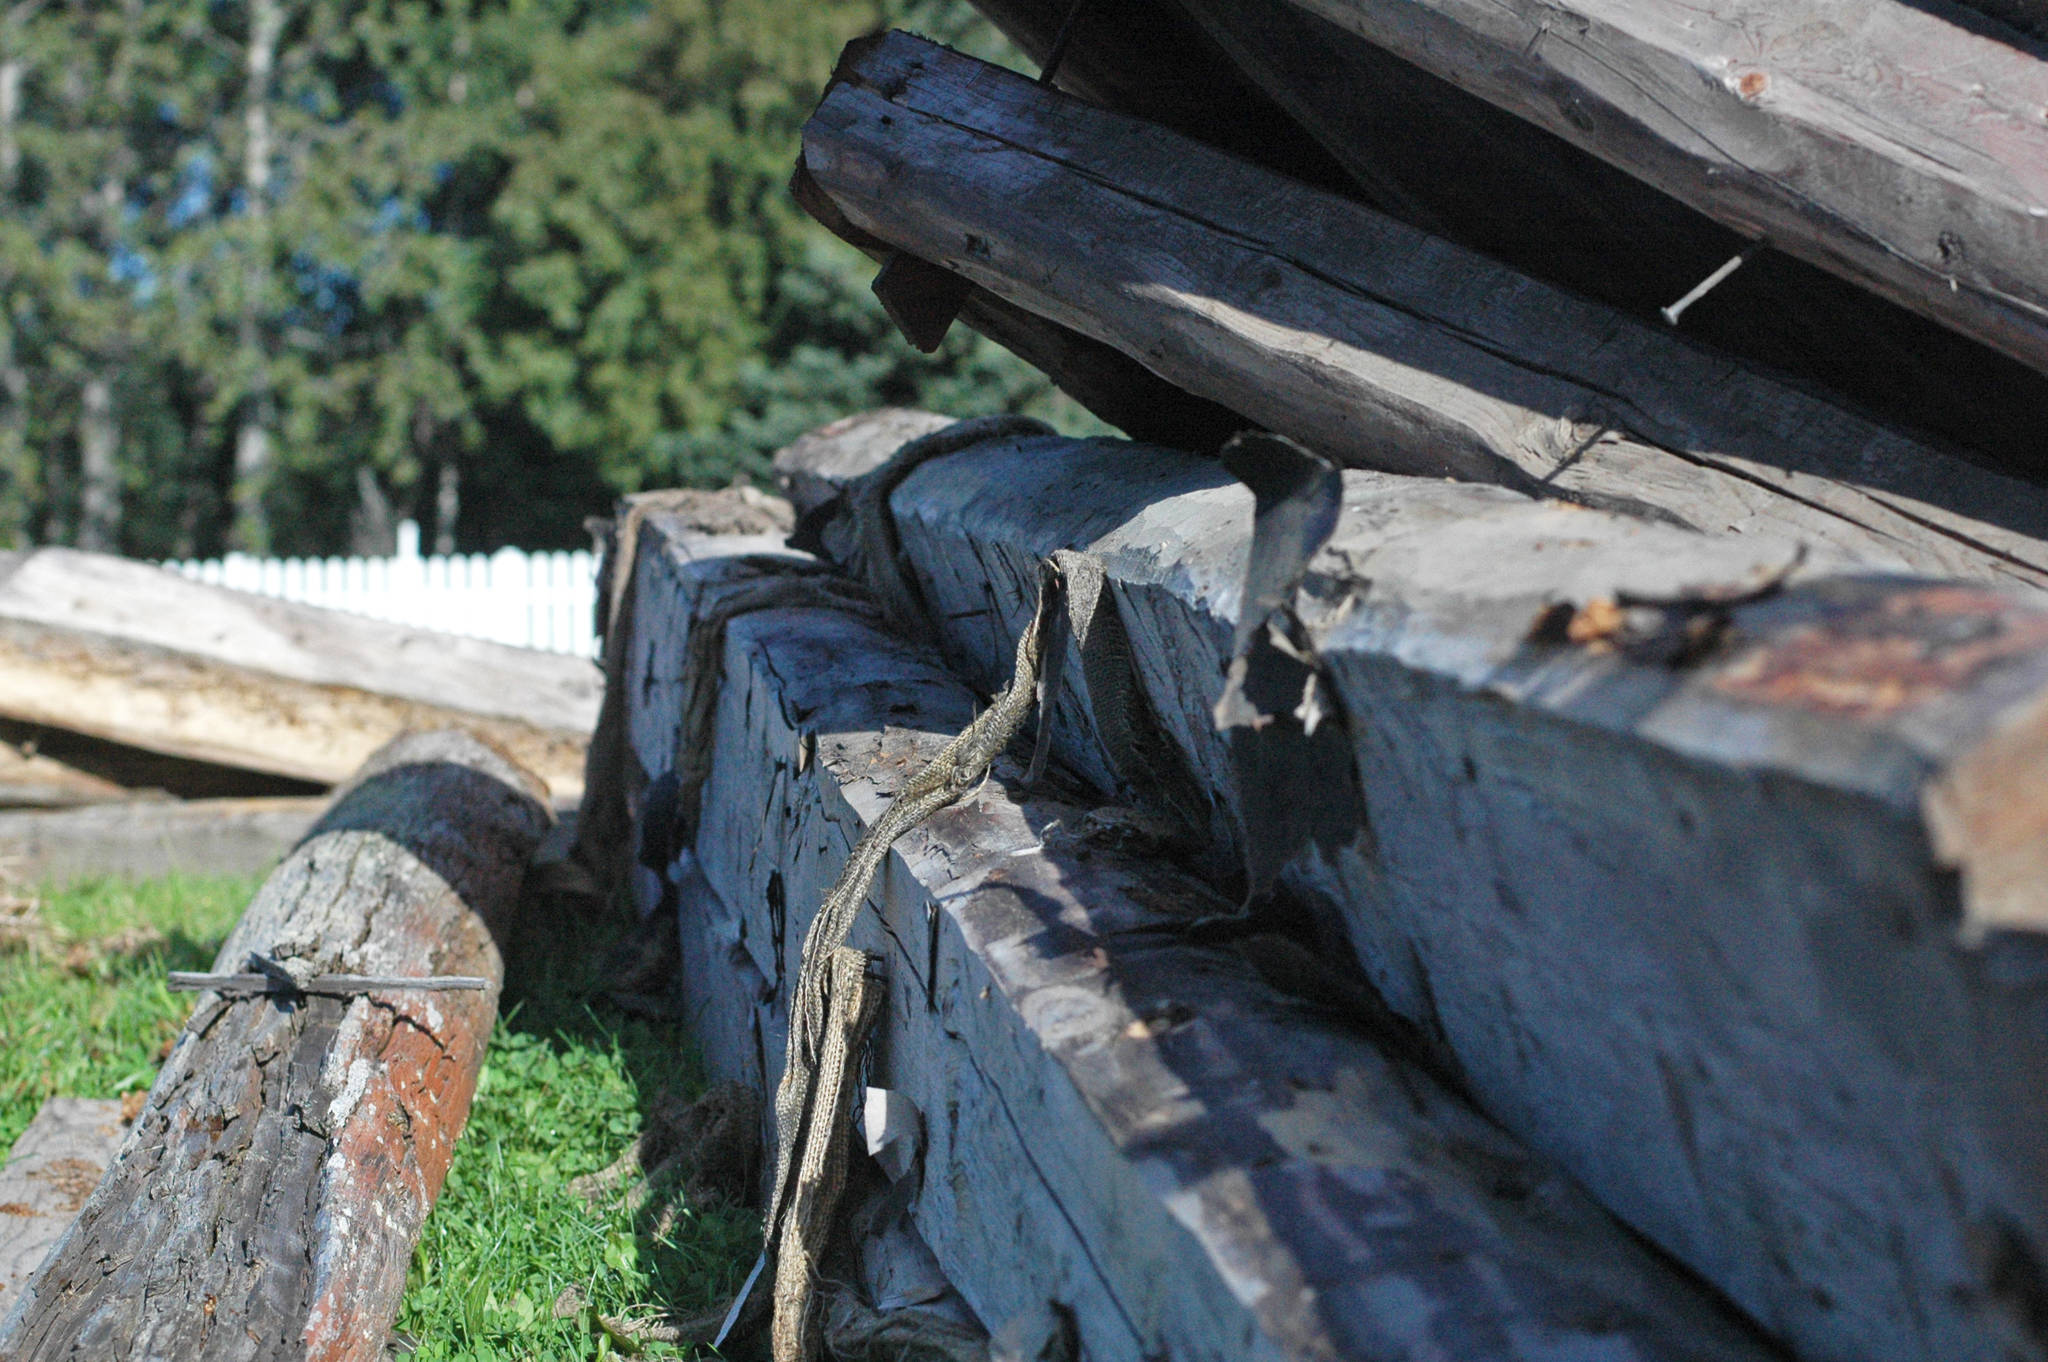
[0,0,1089,556]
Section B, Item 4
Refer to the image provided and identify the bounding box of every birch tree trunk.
[73,0,139,553]
[74,373,116,550]
[230,0,281,552]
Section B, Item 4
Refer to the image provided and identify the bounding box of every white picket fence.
[164,521,600,657]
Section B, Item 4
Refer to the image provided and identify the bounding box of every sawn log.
[0,730,551,1362]
[0,549,597,801]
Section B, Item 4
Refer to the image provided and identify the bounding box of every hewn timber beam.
[966,0,2048,487]
[1271,0,2048,380]
[1160,0,2048,482]
[0,731,551,1362]
[780,415,2048,1362]
[623,516,1778,1362]
[800,33,2048,591]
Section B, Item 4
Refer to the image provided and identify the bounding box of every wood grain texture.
[0,730,550,1362]
[0,550,599,734]
[801,34,2048,591]
[628,519,1778,1362]
[782,418,2048,1362]
[1268,0,2048,381]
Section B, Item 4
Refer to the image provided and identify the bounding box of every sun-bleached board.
[0,548,597,800]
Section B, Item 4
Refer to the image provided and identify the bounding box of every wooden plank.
[1255,0,2048,382]
[0,797,327,883]
[623,518,1777,1362]
[0,550,599,734]
[4,548,601,731]
[781,418,2048,1362]
[801,34,2048,591]
[0,617,589,802]
[0,1101,130,1323]
[0,730,551,1362]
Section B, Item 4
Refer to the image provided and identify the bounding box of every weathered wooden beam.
[789,165,1247,453]
[0,730,551,1361]
[964,0,2048,485]
[801,34,2048,591]
[0,796,327,882]
[621,517,1777,1362]
[781,417,2048,1362]
[1161,0,2048,483]
[1266,0,2048,381]
[0,550,596,800]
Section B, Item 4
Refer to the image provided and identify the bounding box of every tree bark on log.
[621,518,1778,1362]
[779,416,2048,1362]
[0,730,550,1362]
[800,33,2048,591]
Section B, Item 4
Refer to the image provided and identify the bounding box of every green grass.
[0,874,255,1150]
[0,874,758,1359]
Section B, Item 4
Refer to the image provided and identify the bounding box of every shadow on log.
[0,729,551,1362]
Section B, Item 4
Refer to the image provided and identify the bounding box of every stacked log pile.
[628,8,2048,1362]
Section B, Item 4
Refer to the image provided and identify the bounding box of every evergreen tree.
[0,0,1091,556]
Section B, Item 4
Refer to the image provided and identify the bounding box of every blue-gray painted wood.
[781,417,2048,1362]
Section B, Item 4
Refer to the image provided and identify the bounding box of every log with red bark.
[0,729,550,1362]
